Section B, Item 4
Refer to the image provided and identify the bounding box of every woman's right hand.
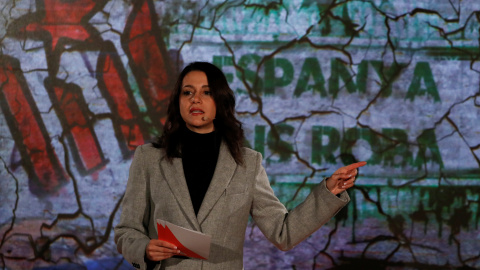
[145,239,181,261]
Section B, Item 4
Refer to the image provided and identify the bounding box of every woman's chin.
[186,123,214,133]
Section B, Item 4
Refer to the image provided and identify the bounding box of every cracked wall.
[0,0,479,269]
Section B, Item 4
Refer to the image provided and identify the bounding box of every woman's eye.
[204,91,211,96]
[182,90,192,96]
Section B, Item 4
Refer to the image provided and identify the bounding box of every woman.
[114,62,366,269]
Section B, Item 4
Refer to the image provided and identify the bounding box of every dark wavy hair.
[153,62,245,165]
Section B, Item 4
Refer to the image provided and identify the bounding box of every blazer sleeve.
[250,151,350,251]
[114,145,155,270]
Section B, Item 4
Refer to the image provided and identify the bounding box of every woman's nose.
[190,93,201,103]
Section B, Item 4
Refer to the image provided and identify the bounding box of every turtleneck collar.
[180,124,222,216]
[181,125,221,155]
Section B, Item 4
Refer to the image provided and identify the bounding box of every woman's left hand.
[326,161,367,195]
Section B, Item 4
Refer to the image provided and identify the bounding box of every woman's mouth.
[190,108,204,115]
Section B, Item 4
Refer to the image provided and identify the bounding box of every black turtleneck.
[181,126,221,216]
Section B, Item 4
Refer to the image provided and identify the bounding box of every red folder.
[156,219,211,260]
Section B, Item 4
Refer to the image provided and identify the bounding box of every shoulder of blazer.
[240,147,264,171]
[135,143,167,161]
[242,147,261,159]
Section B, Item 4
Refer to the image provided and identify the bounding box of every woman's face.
[179,71,216,133]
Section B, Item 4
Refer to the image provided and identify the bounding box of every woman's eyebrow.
[182,84,209,90]
[182,84,209,88]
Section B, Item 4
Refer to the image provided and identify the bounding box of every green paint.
[341,127,383,165]
[294,57,327,97]
[213,55,234,83]
[237,54,263,95]
[342,5,358,37]
[382,128,413,168]
[369,61,406,97]
[254,125,266,156]
[267,123,294,162]
[214,55,444,102]
[328,58,367,98]
[265,58,294,95]
[414,129,444,169]
[405,62,441,102]
[312,125,339,164]
[254,125,446,169]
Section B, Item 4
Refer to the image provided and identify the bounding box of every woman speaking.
[114,62,366,269]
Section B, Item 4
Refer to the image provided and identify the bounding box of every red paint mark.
[25,24,92,50]
[0,56,67,194]
[123,0,172,130]
[20,0,99,51]
[97,41,147,156]
[46,79,107,174]
[41,0,96,24]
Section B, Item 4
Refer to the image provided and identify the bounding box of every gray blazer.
[114,142,350,270]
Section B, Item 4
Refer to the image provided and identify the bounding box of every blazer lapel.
[197,142,237,225]
[160,156,201,231]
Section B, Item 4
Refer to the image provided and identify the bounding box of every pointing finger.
[343,161,367,172]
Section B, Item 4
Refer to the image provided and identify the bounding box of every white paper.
[156,219,211,260]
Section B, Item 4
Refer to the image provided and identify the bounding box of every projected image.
[0,0,479,269]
